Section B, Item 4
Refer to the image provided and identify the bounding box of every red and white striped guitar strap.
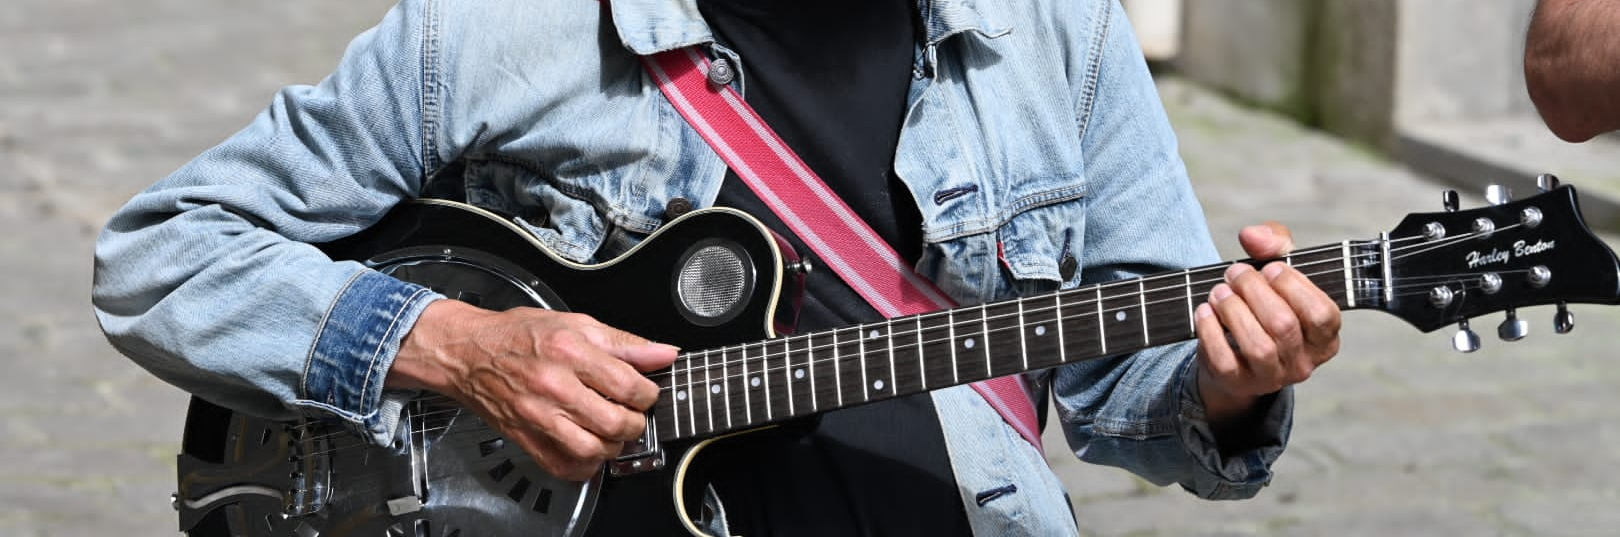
[642,47,1045,452]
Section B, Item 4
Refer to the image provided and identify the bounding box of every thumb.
[1238,221,1296,259]
[590,327,680,372]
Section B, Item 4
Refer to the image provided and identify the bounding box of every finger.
[585,325,681,372]
[524,364,651,441]
[1194,303,1242,380]
[1225,263,1304,366]
[1238,222,1297,259]
[573,348,663,411]
[509,417,613,482]
[1208,282,1285,387]
[1261,262,1342,369]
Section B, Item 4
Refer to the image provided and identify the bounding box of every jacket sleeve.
[91,0,443,445]
[1050,0,1294,500]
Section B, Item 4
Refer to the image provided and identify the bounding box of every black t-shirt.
[692,0,972,535]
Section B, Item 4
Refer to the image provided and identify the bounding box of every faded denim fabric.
[92,0,1292,532]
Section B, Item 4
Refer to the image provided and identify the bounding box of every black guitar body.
[175,199,801,536]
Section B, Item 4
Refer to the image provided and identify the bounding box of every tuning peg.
[1497,309,1528,341]
[1452,320,1481,353]
[1555,302,1575,334]
[1537,173,1561,192]
[1486,184,1512,205]
[1443,190,1460,212]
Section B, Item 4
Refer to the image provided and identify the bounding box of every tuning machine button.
[1486,184,1512,205]
[1521,207,1544,228]
[1555,302,1575,334]
[1497,309,1529,341]
[1537,173,1561,192]
[1422,222,1446,241]
[1443,190,1460,212]
[1428,286,1455,309]
[1453,320,1482,353]
[1527,265,1551,288]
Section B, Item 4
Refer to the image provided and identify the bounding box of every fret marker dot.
[710,384,721,394]
[873,380,886,391]
[750,376,761,387]
[1115,311,1127,322]
[964,338,976,349]
[795,369,805,379]
[1034,325,1047,336]
[869,330,881,340]
[676,390,687,401]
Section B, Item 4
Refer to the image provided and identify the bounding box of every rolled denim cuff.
[1174,355,1294,499]
[295,268,442,446]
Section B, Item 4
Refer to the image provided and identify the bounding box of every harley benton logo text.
[1466,239,1556,269]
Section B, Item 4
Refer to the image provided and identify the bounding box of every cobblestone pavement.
[5,1,1619,535]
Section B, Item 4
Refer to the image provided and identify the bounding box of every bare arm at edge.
[1525,0,1620,142]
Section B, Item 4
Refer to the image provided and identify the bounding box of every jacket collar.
[607,0,1009,56]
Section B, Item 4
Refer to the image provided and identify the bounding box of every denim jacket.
[93,0,1292,533]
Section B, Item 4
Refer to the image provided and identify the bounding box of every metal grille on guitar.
[674,240,754,326]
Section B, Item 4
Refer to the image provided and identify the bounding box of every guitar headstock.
[1369,176,1620,351]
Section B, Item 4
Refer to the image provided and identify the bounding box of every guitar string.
[293,226,1536,447]
[643,229,1491,382]
[301,266,1522,451]
[650,222,1529,380]
[295,269,1519,456]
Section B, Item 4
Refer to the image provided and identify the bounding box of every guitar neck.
[651,240,1381,442]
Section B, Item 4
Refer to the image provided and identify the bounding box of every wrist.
[386,298,484,395]
[1195,361,1262,425]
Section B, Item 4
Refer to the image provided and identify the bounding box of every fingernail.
[1225,263,1254,282]
[1210,284,1233,303]
[1262,262,1286,281]
[653,343,682,353]
[1195,303,1214,320]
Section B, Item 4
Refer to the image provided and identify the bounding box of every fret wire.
[790,335,803,416]
[762,340,772,422]
[949,310,959,384]
[858,326,869,403]
[1096,287,1107,354]
[1056,291,1067,363]
[886,319,897,398]
[808,332,818,412]
[702,349,713,434]
[1138,279,1148,347]
[1183,270,1194,337]
[832,329,844,408]
[723,347,733,429]
[916,315,928,389]
[1017,297,1029,372]
[740,343,751,426]
[670,356,682,438]
[980,303,992,378]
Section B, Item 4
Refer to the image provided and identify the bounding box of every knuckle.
[1245,338,1278,362]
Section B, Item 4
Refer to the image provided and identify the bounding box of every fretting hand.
[1193,222,1342,425]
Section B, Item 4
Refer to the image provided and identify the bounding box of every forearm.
[1526,0,1620,142]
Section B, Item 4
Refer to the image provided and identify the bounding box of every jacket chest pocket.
[919,194,1088,305]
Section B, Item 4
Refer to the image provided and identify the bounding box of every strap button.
[1059,254,1079,281]
[665,197,694,219]
[707,58,736,88]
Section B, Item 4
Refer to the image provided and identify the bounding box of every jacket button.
[1059,254,1079,281]
[707,58,736,88]
[665,197,694,219]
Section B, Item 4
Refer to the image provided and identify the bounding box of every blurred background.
[3,0,1619,535]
